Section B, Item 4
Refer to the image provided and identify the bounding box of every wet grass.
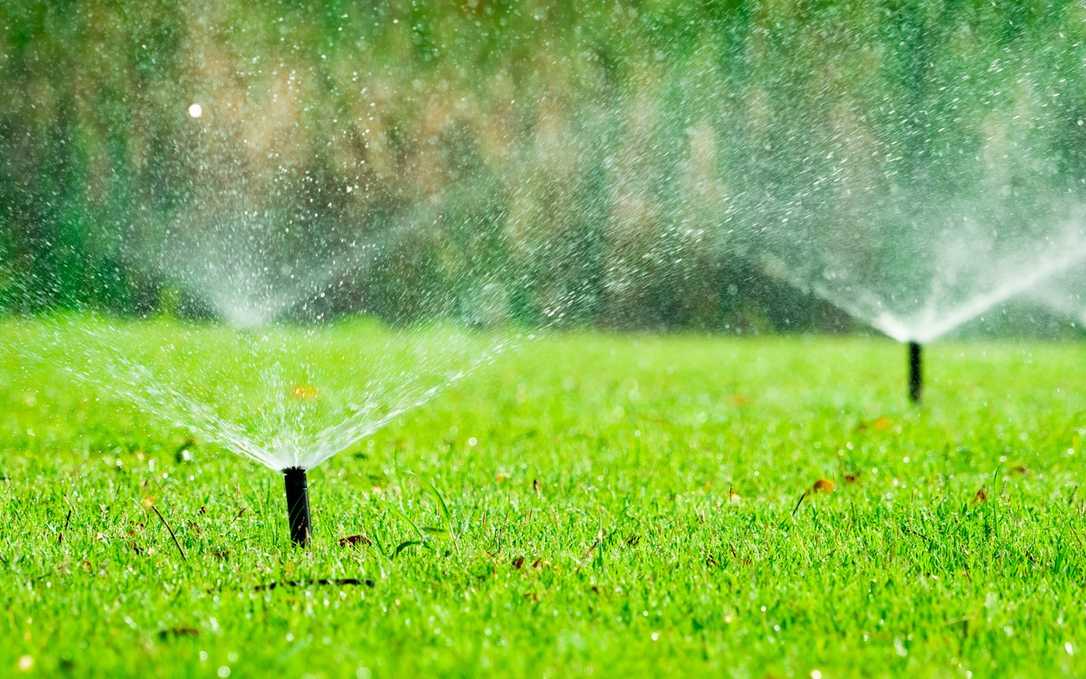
[1,319,1085,677]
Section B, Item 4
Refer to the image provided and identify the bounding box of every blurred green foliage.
[1,0,1084,329]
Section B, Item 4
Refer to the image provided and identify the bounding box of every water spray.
[282,467,311,546]
[907,341,923,404]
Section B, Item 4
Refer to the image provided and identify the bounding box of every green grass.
[1,318,1085,677]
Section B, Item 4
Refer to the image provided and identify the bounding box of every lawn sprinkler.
[908,341,922,404]
[282,467,312,546]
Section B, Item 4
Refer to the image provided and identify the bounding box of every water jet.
[282,467,311,547]
[56,319,520,549]
[1029,278,1086,329]
[759,222,1086,404]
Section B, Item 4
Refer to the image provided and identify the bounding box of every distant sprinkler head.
[908,341,923,404]
[282,467,311,546]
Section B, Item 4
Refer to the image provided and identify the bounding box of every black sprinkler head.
[282,467,311,546]
[908,341,923,404]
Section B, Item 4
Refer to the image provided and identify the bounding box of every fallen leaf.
[290,385,319,400]
[1011,465,1029,475]
[974,487,988,503]
[812,479,836,493]
[338,534,372,548]
[858,416,894,432]
[512,556,525,569]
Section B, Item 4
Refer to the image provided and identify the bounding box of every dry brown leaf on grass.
[812,479,836,493]
[290,385,318,400]
[338,534,372,547]
[858,416,894,432]
[791,479,836,518]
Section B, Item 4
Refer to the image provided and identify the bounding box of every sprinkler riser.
[908,341,923,404]
[282,467,311,547]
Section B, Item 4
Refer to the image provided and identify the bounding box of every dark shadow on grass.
[252,577,375,591]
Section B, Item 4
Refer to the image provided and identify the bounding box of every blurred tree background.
[1,0,1084,331]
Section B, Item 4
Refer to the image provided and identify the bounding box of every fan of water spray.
[36,148,540,545]
[53,314,517,542]
[694,23,1086,402]
[731,62,1086,402]
[151,216,352,330]
[1030,270,1086,328]
[756,208,1086,401]
[137,186,452,330]
[10,79,678,547]
[46,285,522,545]
[761,215,1086,345]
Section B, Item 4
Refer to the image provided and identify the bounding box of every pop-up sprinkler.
[908,341,923,404]
[282,467,311,546]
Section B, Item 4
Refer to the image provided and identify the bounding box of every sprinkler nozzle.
[908,341,923,404]
[282,467,311,546]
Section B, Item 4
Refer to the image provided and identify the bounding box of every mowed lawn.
[1,319,1085,677]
